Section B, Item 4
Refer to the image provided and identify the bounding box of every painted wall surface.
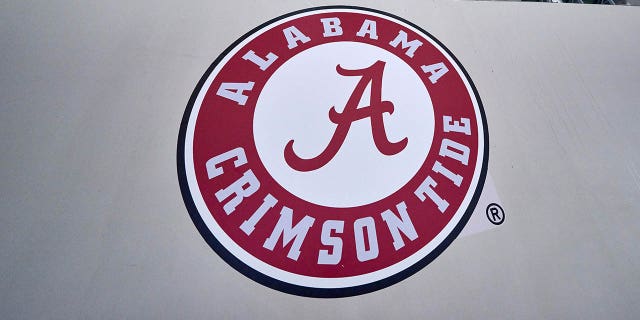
[1,0,639,318]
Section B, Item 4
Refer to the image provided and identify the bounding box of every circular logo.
[177,6,488,297]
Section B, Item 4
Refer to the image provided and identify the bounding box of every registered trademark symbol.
[486,203,505,225]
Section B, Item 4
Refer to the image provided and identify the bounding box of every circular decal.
[177,6,488,297]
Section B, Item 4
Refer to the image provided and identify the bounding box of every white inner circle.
[254,42,434,208]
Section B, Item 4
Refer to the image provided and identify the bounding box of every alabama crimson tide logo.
[177,6,488,297]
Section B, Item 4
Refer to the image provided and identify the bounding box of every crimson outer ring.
[177,5,489,298]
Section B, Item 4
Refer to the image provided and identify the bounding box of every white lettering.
[354,217,379,262]
[215,170,260,214]
[283,26,311,49]
[320,17,343,37]
[381,202,418,251]
[389,30,423,57]
[317,220,344,265]
[205,147,247,179]
[439,139,470,166]
[443,116,471,135]
[415,176,449,213]
[432,161,463,187]
[240,194,277,235]
[421,62,449,84]
[216,82,254,106]
[356,19,378,40]
[263,207,315,261]
[242,50,278,71]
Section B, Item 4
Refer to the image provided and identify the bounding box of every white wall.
[2,1,639,318]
